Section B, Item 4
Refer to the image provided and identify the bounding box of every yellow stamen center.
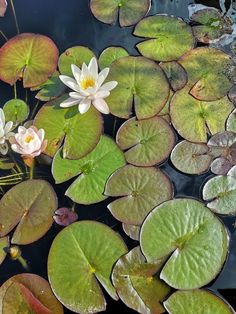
[81,77,95,90]
[25,135,34,143]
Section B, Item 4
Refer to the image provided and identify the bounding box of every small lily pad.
[116,116,176,166]
[105,165,173,225]
[48,221,127,313]
[0,33,59,87]
[227,108,236,132]
[112,246,170,314]
[122,223,140,241]
[0,237,8,265]
[3,99,29,127]
[164,290,234,314]
[90,0,151,27]
[140,198,229,289]
[52,135,126,204]
[134,15,195,62]
[170,86,233,143]
[0,179,58,245]
[99,47,129,69]
[0,158,15,170]
[160,61,188,91]
[106,56,169,119]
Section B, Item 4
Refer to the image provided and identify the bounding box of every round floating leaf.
[0,179,58,244]
[134,15,195,62]
[0,237,8,265]
[52,135,126,205]
[122,223,140,241]
[99,46,129,69]
[58,46,95,76]
[179,47,233,101]
[112,246,170,314]
[170,86,233,143]
[116,116,175,166]
[171,140,212,174]
[160,61,188,91]
[227,108,236,132]
[0,273,64,313]
[140,198,229,289]
[90,0,151,27]
[0,33,59,87]
[164,290,234,314]
[48,221,127,313]
[34,95,103,159]
[158,89,173,123]
[3,99,29,127]
[105,165,173,225]
[106,56,169,119]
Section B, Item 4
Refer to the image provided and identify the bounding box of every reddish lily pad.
[116,116,176,166]
[0,237,8,265]
[160,61,188,91]
[0,33,59,88]
[0,0,7,17]
[99,46,129,69]
[122,223,140,241]
[105,165,173,225]
[53,207,78,227]
[0,179,58,245]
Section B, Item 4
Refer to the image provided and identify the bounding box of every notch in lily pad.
[99,46,129,69]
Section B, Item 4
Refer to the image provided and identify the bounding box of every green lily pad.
[106,56,169,119]
[0,33,59,88]
[105,165,173,225]
[52,135,126,204]
[3,99,29,127]
[34,95,103,159]
[90,0,151,27]
[158,89,173,123]
[171,140,212,174]
[164,290,234,314]
[140,198,229,289]
[227,108,236,132]
[48,221,127,313]
[99,46,129,69]
[179,47,233,101]
[0,237,8,265]
[160,61,188,91]
[116,116,176,166]
[0,179,58,245]
[122,223,140,241]
[170,86,233,143]
[0,158,15,170]
[112,246,170,314]
[58,46,95,76]
[134,15,195,62]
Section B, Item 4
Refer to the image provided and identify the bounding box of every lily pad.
[48,221,127,313]
[0,237,8,265]
[0,179,58,245]
[134,15,195,62]
[3,99,29,127]
[116,116,176,166]
[90,0,151,27]
[0,158,15,170]
[140,198,229,289]
[164,290,234,314]
[106,56,169,119]
[99,47,129,69]
[105,165,173,225]
[179,47,233,101]
[227,108,236,133]
[122,223,140,241]
[0,33,59,87]
[158,90,173,123]
[170,86,234,142]
[52,135,126,204]
[159,61,188,91]
[34,95,103,159]
[171,140,212,175]
[112,246,170,314]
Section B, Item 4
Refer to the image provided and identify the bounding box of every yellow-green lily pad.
[122,223,140,241]
[227,108,236,133]
[0,237,8,265]
[99,46,129,69]
[3,99,29,127]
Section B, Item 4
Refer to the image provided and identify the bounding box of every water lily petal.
[71,64,81,84]
[59,75,80,92]
[11,143,24,154]
[60,97,79,108]
[0,143,8,155]
[69,92,83,100]
[98,68,109,84]
[0,109,5,125]
[4,121,13,134]
[88,57,98,79]
[37,129,45,142]
[100,81,118,92]
[93,98,110,114]
[78,98,91,114]
[94,90,110,99]
[18,126,27,134]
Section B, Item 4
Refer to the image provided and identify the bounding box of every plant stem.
[29,159,35,179]
[9,0,20,34]
[0,30,8,41]
[112,117,117,137]
[25,89,28,103]
[30,100,40,119]
[13,83,17,99]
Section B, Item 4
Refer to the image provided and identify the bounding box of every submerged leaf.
[53,207,78,227]
[159,61,188,91]
[99,46,129,69]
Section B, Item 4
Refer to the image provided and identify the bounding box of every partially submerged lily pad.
[0,33,59,87]
[105,165,173,225]
[0,179,58,244]
[52,135,126,204]
[3,99,29,127]
[134,15,195,62]
[112,246,170,314]
[48,221,127,313]
[0,237,8,265]
[99,47,129,69]
[140,198,229,289]
[116,116,175,166]
[160,61,188,91]
[106,56,169,119]
[90,0,151,27]
[122,223,140,241]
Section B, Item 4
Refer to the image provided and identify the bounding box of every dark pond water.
[0,0,235,313]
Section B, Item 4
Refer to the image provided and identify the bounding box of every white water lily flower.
[0,108,14,155]
[10,126,47,158]
[59,57,118,114]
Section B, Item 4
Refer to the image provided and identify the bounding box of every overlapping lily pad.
[112,246,170,314]
[227,108,236,133]
[99,47,129,69]
[160,61,188,91]
[34,95,103,159]
[48,221,127,313]
[0,237,8,265]
[0,33,59,87]
[116,116,175,166]
[105,165,173,225]
[170,86,233,142]
[106,56,170,119]
[164,290,234,314]
[140,198,229,289]
[52,135,126,204]
[0,179,57,244]
[90,0,151,27]
[122,223,140,241]
[134,15,195,62]
[3,99,29,127]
